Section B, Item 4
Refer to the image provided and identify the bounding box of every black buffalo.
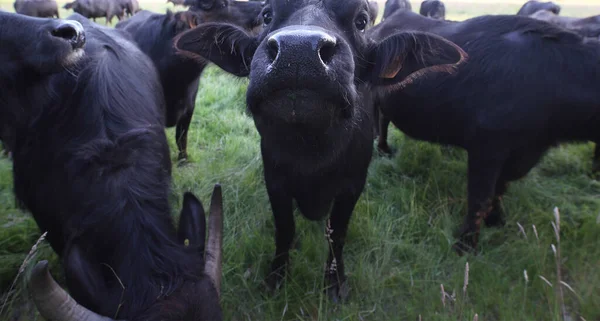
[116,6,263,161]
[63,0,124,24]
[168,0,188,5]
[176,0,464,301]
[516,0,560,16]
[118,0,140,17]
[1,11,223,321]
[14,0,59,18]
[529,10,600,38]
[383,0,413,20]
[370,9,600,253]
[187,0,264,33]
[419,0,445,20]
[116,10,203,161]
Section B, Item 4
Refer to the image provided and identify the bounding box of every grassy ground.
[2,1,600,320]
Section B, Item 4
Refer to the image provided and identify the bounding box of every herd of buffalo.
[1,0,600,319]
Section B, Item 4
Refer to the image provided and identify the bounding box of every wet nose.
[266,27,337,69]
[51,20,86,50]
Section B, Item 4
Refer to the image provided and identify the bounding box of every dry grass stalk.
[0,231,48,317]
[553,207,567,321]
[517,222,527,239]
[473,313,479,321]
[463,262,469,296]
[532,224,539,242]
[539,275,553,287]
[440,284,446,308]
[524,270,529,284]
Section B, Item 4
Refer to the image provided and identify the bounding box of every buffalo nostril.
[267,36,279,63]
[318,39,336,66]
[52,20,86,50]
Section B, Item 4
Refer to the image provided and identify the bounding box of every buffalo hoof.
[264,267,286,293]
[176,157,189,167]
[452,234,478,256]
[325,275,349,304]
[484,210,506,227]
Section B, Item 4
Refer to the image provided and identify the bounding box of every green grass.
[2,1,600,320]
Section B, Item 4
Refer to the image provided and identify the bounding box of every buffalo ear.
[175,22,258,77]
[365,31,467,90]
[178,192,207,256]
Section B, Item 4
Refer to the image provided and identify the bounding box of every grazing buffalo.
[383,0,413,20]
[516,0,560,16]
[13,0,59,18]
[187,0,264,33]
[370,9,600,253]
[530,10,600,38]
[419,0,445,20]
[118,0,140,17]
[176,0,464,301]
[368,1,379,26]
[116,10,203,161]
[63,0,124,24]
[1,11,223,321]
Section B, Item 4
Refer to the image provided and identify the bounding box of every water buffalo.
[118,0,140,17]
[116,10,203,161]
[516,0,560,16]
[1,11,224,321]
[370,9,600,253]
[383,0,413,20]
[419,0,445,20]
[368,0,380,26]
[530,10,600,38]
[187,0,264,33]
[116,6,263,162]
[175,0,464,301]
[63,0,124,24]
[13,0,59,18]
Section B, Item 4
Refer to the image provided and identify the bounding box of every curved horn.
[28,261,121,321]
[204,184,223,296]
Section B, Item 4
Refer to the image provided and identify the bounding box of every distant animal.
[118,0,140,17]
[530,10,600,38]
[516,0,560,16]
[187,0,264,33]
[13,0,59,18]
[383,0,412,20]
[370,9,600,254]
[419,0,445,20]
[1,11,224,321]
[368,1,379,26]
[63,0,124,24]
[176,0,464,302]
[167,0,187,6]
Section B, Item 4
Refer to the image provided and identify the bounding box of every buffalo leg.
[325,191,361,302]
[454,150,505,255]
[377,112,393,156]
[484,180,508,227]
[175,109,194,162]
[264,178,294,291]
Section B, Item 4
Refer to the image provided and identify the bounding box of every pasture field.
[2,0,600,320]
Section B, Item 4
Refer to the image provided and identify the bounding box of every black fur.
[14,0,59,18]
[188,0,264,34]
[370,10,600,253]
[176,0,464,301]
[0,12,221,320]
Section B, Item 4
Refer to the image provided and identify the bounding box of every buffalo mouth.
[250,88,352,127]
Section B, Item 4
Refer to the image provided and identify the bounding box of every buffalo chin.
[251,89,350,128]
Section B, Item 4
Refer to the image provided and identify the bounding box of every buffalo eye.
[355,14,368,31]
[262,9,272,26]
